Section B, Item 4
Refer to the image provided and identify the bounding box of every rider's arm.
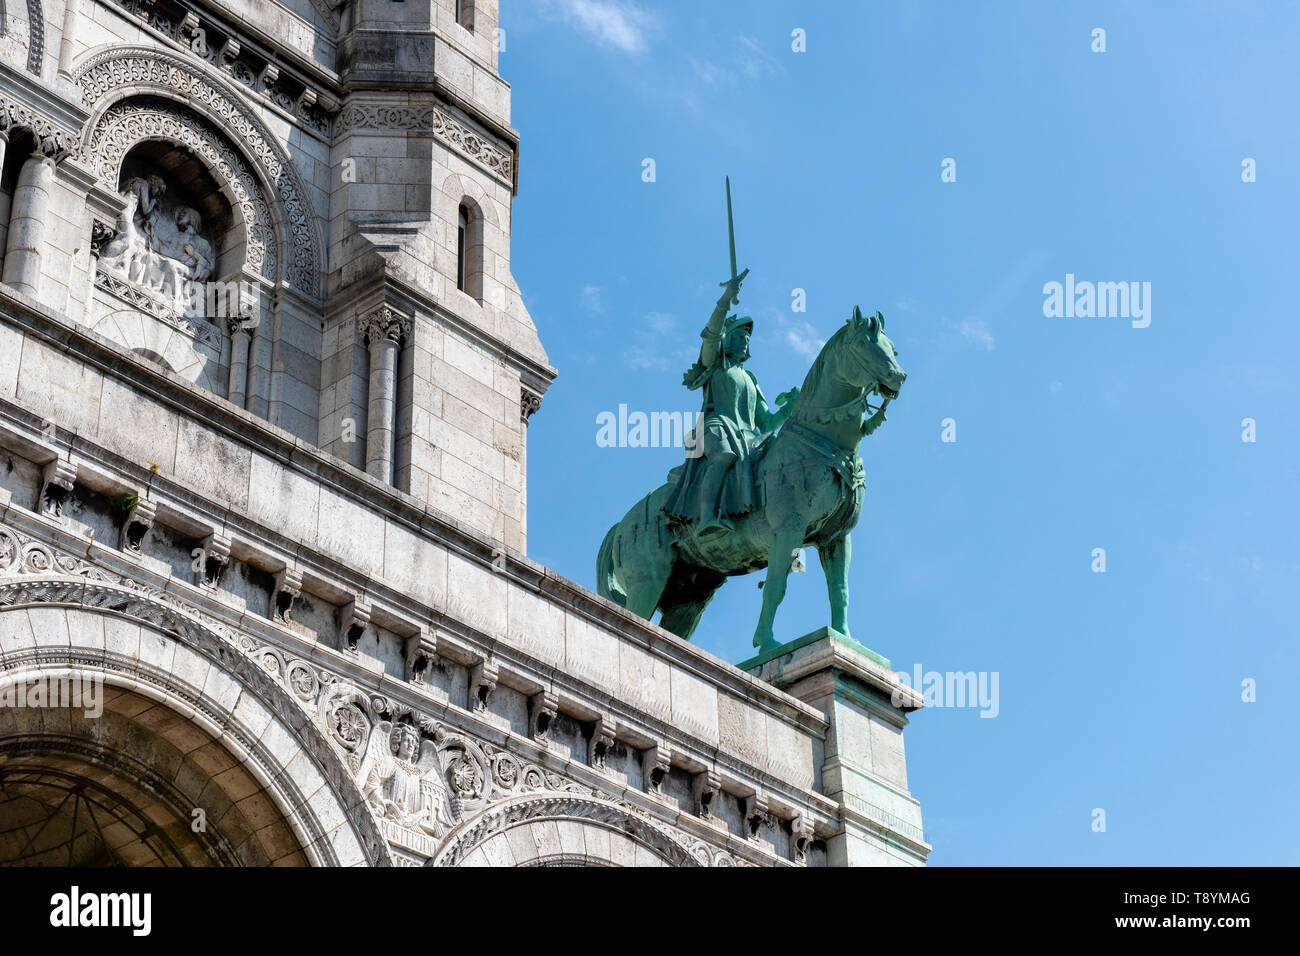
[754,380,797,433]
[697,269,749,370]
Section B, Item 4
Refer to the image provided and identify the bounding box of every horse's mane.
[787,322,867,423]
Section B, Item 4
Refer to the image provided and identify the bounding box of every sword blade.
[726,176,738,300]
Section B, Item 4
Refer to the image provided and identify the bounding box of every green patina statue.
[598,180,907,652]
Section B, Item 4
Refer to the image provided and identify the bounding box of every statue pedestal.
[740,628,931,866]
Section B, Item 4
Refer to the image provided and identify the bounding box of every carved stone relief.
[97,173,219,314]
[87,101,275,286]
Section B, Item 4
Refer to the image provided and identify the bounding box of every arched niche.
[74,45,324,299]
[89,95,277,289]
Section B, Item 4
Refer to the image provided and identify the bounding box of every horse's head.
[840,306,906,399]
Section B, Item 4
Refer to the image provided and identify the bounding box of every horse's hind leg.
[621,541,675,621]
[658,565,725,641]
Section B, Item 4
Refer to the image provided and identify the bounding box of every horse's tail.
[596,523,626,607]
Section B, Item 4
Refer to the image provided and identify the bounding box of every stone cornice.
[0,506,838,857]
[0,60,89,135]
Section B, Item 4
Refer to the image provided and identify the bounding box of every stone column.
[227,318,252,410]
[520,388,541,545]
[362,305,411,485]
[58,0,84,80]
[2,152,57,296]
[742,628,931,866]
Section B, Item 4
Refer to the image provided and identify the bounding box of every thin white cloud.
[737,35,782,79]
[956,317,995,351]
[622,347,670,372]
[579,284,605,315]
[557,0,656,54]
[785,321,826,360]
[689,57,732,85]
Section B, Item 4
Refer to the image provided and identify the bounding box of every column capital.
[361,304,411,347]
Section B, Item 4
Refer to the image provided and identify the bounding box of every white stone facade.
[0,0,928,866]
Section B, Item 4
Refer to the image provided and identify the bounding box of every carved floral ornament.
[73,47,324,296]
[0,520,766,867]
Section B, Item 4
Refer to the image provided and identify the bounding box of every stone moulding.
[93,269,223,348]
[429,794,722,868]
[25,0,44,75]
[0,89,78,157]
[73,45,324,298]
[336,101,515,185]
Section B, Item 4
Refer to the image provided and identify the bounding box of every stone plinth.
[741,628,931,866]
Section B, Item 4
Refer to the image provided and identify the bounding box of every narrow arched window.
[457,204,469,292]
[456,0,473,30]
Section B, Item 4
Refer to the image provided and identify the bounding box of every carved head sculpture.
[175,206,200,233]
[842,306,906,399]
[722,314,753,365]
[389,723,421,762]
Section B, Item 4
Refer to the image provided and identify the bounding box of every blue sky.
[499,1,1298,865]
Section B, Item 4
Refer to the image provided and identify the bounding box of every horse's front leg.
[753,518,806,652]
[817,534,852,639]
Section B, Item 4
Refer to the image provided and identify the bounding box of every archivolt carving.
[25,0,42,74]
[0,575,394,866]
[430,795,724,868]
[74,46,323,296]
[86,101,276,282]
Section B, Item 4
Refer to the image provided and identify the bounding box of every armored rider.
[663,269,798,536]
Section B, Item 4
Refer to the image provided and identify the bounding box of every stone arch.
[440,172,500,229]
[0,574,392,866]
[429,794,702,867]
[72,45,324,298]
